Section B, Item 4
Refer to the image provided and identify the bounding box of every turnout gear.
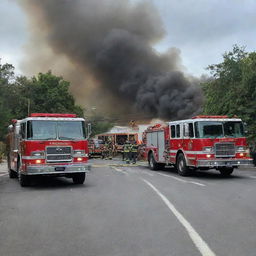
[130,143,138,164]
[123,141,131,163]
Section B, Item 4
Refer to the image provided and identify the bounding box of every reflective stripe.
[22,156,43,160]
[170,150,205,155]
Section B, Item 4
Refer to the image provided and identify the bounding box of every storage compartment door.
[158,131,165,162]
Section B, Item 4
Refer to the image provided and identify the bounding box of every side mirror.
[7,125,13,133]
[243,122,248,134]
[87,123,92,139]
[15,124,21,136]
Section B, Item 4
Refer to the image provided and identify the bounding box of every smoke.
[18,0,203,120]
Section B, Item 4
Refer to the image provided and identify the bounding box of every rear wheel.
[72,173,86,184]
[148,153,163,170]
[219,167,234,177]
[177,153,190,176]
[8,169,17,179]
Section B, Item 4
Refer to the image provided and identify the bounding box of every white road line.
[189,181,205,187]
[141,171,154,177]
[142,179,216,256]
[111,166,128,175]
[0,173,8,177]
[248,176,256,179]
[157,173,206,187]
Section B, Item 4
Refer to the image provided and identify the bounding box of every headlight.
[203,147,213,153]
[31,151,45,159]
[73,150,85,157]
[236,146,246,152]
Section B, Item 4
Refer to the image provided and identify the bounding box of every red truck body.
[7,113,91,186]
[88,138,105,158]
[144,116,252,176]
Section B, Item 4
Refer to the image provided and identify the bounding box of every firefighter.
[102,140,109,159]
[123,140,131,164]
[107,138,113,160]
[101,143,107,159]
[130,140,138,164]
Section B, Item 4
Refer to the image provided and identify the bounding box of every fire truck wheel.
[18,173,30,187]
[8,169,17,179]
[177,153,190,176]
[72,173,86,184]
[148,153,161,170]
[219,167,234,177]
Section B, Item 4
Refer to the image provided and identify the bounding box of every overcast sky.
[1,0,256,76]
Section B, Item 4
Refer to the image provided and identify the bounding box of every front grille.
[47,147,71,154]
[215,143,235,158]
[46,146,72,162]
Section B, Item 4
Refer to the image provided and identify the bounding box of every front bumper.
[196,158,253,168]
[23,163,91,176]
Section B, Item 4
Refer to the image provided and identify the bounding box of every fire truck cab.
[145,116,252,176]
[7,113,91,186]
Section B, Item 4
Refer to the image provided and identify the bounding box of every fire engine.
[88,138,105,158]
[144,116,252,176]
[7,113,91,186]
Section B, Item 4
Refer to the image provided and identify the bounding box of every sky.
[0,0,256,77]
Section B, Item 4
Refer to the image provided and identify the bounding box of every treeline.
[0,64,84,142]
[202,45,256,143]
[0,63,114,145]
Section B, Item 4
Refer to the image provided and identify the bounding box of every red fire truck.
[7,113,91,186]
[88,138,105,158]
[144,116,252,176]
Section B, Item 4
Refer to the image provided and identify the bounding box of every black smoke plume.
[19,0,203,120]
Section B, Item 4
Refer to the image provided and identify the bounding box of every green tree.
[0,63,15,141]
[87,115,114,137]
[25,71,84,117]
[202,45,256,141]
[0,64,84,141]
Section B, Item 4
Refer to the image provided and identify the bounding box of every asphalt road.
[1,159,256,256]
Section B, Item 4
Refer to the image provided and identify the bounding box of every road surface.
[0,159,256,256]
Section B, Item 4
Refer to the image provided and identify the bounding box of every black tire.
[176,153,190,176]
[8,169,17,179]
[219,167,234,177]
[16,156,30,187]
[148,153,162,171]
[18,173,30,187]
[72,173,86,184]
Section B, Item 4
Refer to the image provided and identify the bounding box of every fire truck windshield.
[27,120,85,140]
[195,121,244,138]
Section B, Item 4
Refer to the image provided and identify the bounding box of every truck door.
[183,122,195,166]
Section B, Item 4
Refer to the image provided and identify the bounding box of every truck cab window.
[176,124,180,138]
[171,125,176,138]
[189,123,194,138]
[20,123,26,139]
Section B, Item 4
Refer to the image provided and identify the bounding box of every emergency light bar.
[192,115,230,119]
[30,113,77,118]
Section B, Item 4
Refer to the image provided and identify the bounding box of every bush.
[0,141,6,163]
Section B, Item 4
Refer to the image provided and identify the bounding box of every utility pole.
[27,99,30,116]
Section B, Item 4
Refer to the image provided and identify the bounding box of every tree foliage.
[202,45,256,142]
[0,64,84,141]
[90,116,114,137]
